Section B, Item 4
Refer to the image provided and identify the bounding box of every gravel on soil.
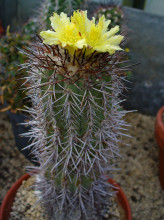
[0,111,164,220]
[9,177,48,220]
[113,113,164,220]
[0,112,31,205]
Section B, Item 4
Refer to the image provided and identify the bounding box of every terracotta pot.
[155,106,164,189]
[2,101,38,165]
[0,174,30,220]
[108,179,131,220]
[0,174,131,220]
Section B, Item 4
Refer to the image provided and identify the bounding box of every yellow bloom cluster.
[40,10,124,56]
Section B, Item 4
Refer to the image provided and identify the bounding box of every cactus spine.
[23,11,130,220]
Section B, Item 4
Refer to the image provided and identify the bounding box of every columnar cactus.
[23,10,130,220]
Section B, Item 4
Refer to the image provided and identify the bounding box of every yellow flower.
[40,11,124,56]
[125,47,130,53]
[84,16,123,55]
[40,12,86,50]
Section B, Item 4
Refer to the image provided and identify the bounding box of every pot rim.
[0,174,30,220]
[155,106,164,150]
[0,174,131,220]
[108,178,131,219]
[156,106,164,129]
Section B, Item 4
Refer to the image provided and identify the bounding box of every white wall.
[91,0,122,4]
[145,0,164,16]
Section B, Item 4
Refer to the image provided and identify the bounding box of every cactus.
[22,10,130,220]
[94,5,124,30]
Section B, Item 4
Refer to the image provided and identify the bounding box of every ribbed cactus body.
[23,40,129,219]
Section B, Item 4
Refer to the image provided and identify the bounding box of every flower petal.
[71,11,89,36]
[40,30,58,45]
[97,15,111,33]
[50,12,70,31]
[106,25,119,38]
[108,35,124,45]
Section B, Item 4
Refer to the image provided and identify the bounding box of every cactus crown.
[23,10,129,220]
[40,10,123,55]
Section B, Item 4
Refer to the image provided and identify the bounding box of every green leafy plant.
[22,10,131,219]
[0,27,30,112]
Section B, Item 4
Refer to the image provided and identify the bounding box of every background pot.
[108,179,131,220]
[7,111,38,165]
[0,174,131,220]
[155,106,164,190]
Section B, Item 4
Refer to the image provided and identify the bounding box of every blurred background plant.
[0,26,30,112]
[94,4,124,29]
